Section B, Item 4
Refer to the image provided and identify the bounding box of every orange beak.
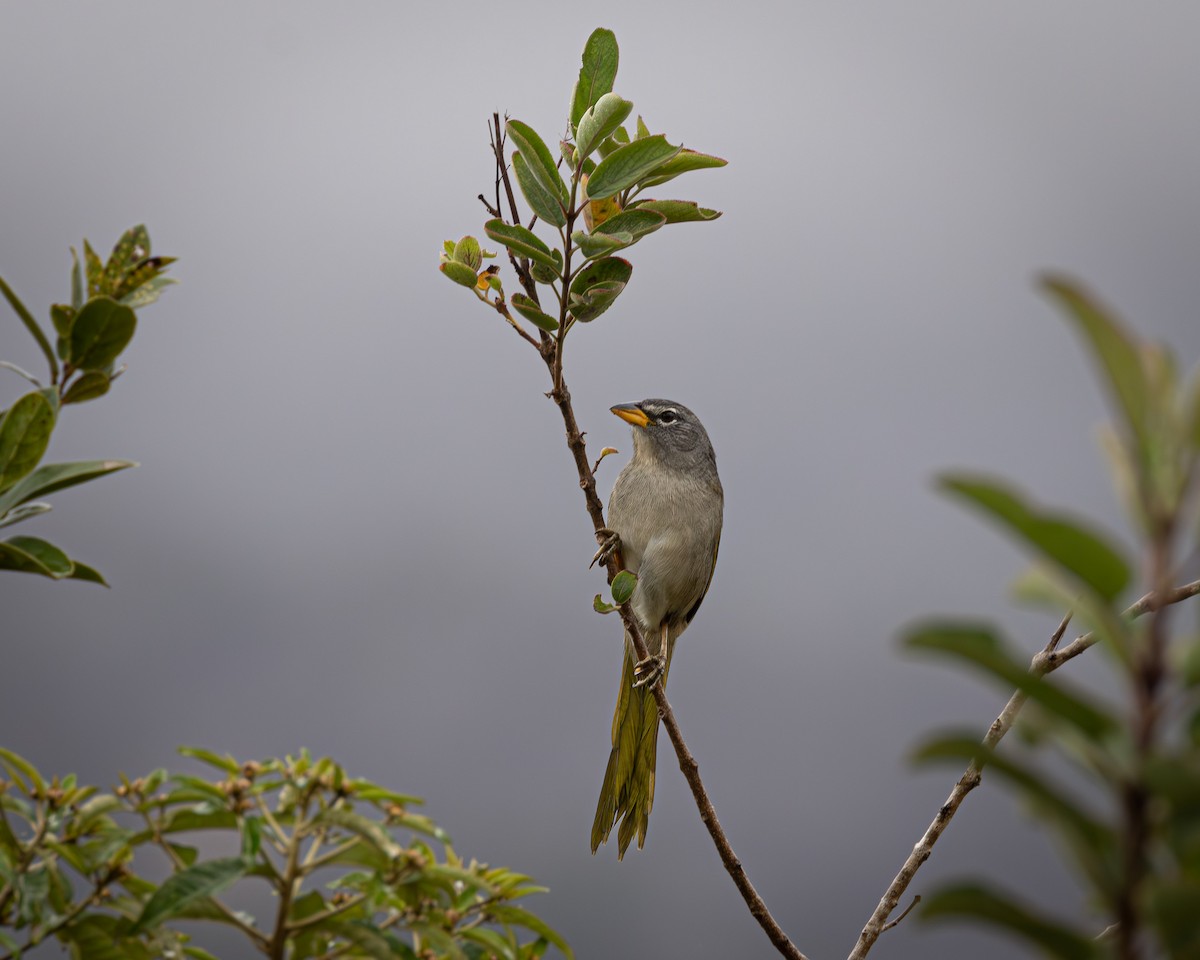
[610,403,651,429]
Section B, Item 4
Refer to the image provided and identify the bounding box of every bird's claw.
[590,528,620,569]
[632,654,665,689]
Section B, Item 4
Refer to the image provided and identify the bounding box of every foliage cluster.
[0,748,568,960]
[908,280,1200,958]
[437,27,725,355]
[0,226,174,584]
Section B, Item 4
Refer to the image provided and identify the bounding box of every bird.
[590,399,724,857]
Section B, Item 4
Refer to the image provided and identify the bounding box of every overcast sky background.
[4,3,1200,958]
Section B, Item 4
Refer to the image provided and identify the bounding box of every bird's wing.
[684,529,721,626]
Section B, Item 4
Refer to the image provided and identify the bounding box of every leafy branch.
[0,747,569,959]
[861,280,1200,958]
[439,27,807,960]
[0,226,176,584]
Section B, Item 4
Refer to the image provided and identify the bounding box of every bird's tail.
[591,634,673,857]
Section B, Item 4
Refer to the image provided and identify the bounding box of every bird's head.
[610,399,716,471]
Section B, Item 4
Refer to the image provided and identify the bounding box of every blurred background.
[3,3,1200,957]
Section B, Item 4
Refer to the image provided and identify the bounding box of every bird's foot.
[632,654,665,689]
[590,528,621,569]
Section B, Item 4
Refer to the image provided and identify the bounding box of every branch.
[848,577,1200,959]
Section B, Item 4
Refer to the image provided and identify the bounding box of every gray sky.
[4,3,1200,958]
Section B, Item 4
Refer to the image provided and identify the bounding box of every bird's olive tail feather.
[591,643,672,857]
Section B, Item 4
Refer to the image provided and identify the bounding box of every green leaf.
[635,149,728,188]
[635,115,651,140]
[0,747,46,795]
[938,473,1130,602]
[320,920,419,960]
[611,570,637,604]
[904,622,1119,739]
[168,842,199,867]
[461,927,518,960]
[919,882,1099,960]
[114,255,176,302]
[630,199,723,223]
[440,260,479,288]
[119,274,176,309]
[586,136,682,200]
[392,810,449,842]
[575,92,634,161]
[346,781,424,807]
[593,594,616,614]
[452,236,483,272]
[156,807,239,836]
[528,249,564,285]
[512,152,567,228]
[1,534,73,577]
[130,856,250,933]
[62,371,112,405]
[0,390,56,493]
[505,120,568,211]
[483,220,560,271]
[51,303,75,337]
[83,240,104,297]
[568,257,632,322]
[510,294,558,332]
[1041,276,1151,459]
[592,208,667,239]
[1148,876,1200,958]
[0,459,135,514]
[104,225,151,291]
[68,296,137,371]
[489,904,573,959]
[570,281,625,323]
[0,501,51,529]
[572,230,632,259]
[570,28,619,133]
[314,807,402,858]
[175,744,240,777]
[61,915,153,960]
[240,817,262,859]
[71,248,84,310]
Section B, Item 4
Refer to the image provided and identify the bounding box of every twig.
[848,577,1200,959]
[478,194,501,219]
[590,447,617,477]
[881,895,920,934]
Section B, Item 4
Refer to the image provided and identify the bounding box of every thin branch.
[488,297,540,349]
[287,892,367,933]
[477,194,501,219]
[881,895,920,934]
[848,577,1200,959]
[270,803,306,960]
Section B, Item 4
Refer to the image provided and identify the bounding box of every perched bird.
[591,399,724,857]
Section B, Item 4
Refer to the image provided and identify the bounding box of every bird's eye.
[658,410,679,424]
